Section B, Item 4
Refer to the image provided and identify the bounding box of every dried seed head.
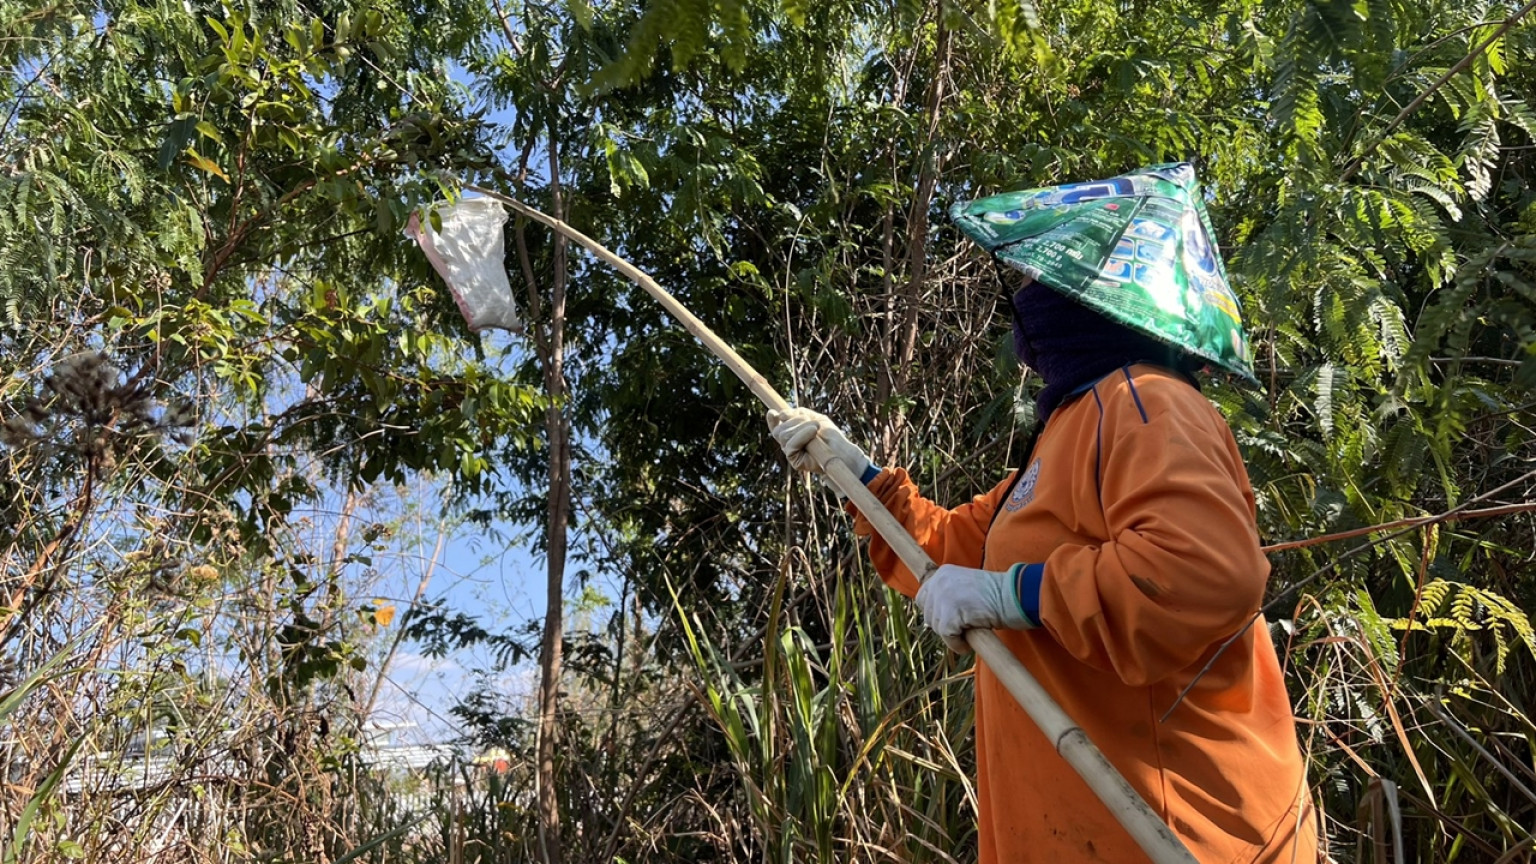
[22,397,48,425]
[164,401,196,428]
[1,415,35,447]
[13,352,199,450]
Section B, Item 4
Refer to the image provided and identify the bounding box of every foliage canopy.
[3,0,1535,861]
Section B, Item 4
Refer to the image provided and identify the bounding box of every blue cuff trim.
[860,463,882,485]
[1013,563,1045,626]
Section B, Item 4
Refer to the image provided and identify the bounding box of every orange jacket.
[854,364,1317,864]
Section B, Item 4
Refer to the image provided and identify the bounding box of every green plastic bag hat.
[950,162,1257,383]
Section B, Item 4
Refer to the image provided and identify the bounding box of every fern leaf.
[1457,104,1500,203]
[1355,589,1401,674]
[1315,362,1338,441]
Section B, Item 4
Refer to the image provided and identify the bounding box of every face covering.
[1010,279,1197,420]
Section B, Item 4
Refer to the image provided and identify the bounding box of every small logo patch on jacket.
[1005,458,1042,511]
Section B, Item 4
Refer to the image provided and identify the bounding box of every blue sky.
[370,525,547,742]
[367,59,638,745]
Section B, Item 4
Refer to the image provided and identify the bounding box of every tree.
[485,0,1536,858]
[0,0,542,858]
[6,0,1535,861]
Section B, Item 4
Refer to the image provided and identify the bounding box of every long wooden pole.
[466,185,1199,864]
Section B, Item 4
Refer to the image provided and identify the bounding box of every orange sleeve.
[848,468,1009,598]
[1038,382,1269,686]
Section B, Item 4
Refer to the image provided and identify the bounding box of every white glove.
[766,407,873,481]
[916,564,1036,653]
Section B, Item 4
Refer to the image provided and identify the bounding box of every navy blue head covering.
[1010,279,1200,420]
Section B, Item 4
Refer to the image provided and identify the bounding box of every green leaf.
[194,120,223,145]
[333,817,429,864]
[567,0,595,30]
[5,736,86,864]
[375,197,395,235]
[156,116,199,170]
[782,0,809,27]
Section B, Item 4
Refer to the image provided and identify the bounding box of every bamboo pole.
[465,185,1199,864]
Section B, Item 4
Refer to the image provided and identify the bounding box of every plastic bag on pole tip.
[408,197,521,333]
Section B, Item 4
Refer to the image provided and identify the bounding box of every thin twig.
[1422,699,1536,810]
[1429,356,1524,368]
[1261,502,1536,554]
[361,523,447,721]
[1340,0,1536,182]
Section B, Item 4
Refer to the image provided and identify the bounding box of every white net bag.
[409,197,521,333]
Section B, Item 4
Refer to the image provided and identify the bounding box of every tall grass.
[671,554,976,863]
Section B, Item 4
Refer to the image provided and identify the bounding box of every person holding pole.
[768,165,1319,863]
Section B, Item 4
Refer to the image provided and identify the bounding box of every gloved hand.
[766,407,873,482]
[916,563,1037,653]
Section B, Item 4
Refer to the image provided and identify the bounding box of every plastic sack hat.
[950,162,1257,383]
[408,197,522,333]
